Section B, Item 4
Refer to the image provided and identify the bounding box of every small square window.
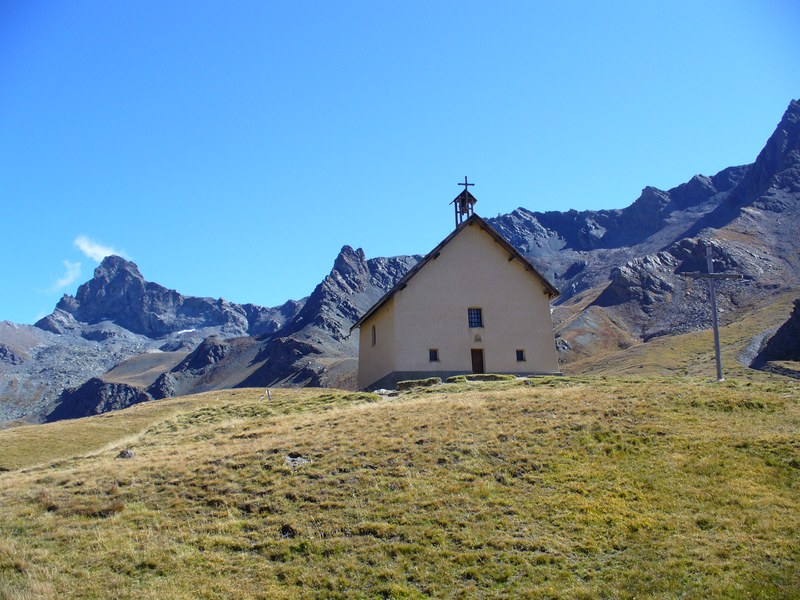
[516,349,526,362]
[429,349,439,362]
[468,307,483,328]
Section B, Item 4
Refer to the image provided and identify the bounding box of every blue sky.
[1,1,798,325]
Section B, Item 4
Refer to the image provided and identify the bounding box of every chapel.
[351,180,561,390]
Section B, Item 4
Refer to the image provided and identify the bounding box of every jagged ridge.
[35,255,303,338]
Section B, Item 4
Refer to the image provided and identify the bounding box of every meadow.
[1,376,798,599]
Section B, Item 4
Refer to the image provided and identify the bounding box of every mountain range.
[2,99,799,424]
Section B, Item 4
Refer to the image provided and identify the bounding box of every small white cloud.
[73,235,127,262]
[50,260,82,292]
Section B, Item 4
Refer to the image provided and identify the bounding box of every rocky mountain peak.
[59,256,177,335]
[51,256,146,315]
[94,255,143,280]
[775,99,800,146]
[35,257,303,339]
[727,99,800,210]
[756,99,799,170]
[276,245,417,343]
[333,245,369,281]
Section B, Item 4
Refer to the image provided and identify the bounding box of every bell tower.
[451,176,477,228]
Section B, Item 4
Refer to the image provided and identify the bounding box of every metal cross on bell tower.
[450,176,478,229]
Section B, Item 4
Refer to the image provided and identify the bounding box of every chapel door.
[471,349,485,374]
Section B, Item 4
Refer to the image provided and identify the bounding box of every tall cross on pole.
[681,246,742,381]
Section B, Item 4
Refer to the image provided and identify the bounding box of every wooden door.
[471,349,485,374]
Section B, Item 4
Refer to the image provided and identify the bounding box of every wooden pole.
[681,246,742,382]
[706,247,724,381]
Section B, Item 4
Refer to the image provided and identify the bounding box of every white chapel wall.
[391,223,559,375]
[357,296,397,389]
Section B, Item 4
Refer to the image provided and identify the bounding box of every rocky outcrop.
[238,338,324,388]
[148,336,259,399]
[595,239,748,311]
[583,236,761,344]
[35,308,82,334]
[177,335,231,372]
[594,252,677,310]
[752,299,800,367]
[0,344,27,365]
[45,378,153,422]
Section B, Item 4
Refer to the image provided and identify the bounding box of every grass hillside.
[1,378,799,599]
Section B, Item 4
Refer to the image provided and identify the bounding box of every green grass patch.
[446,374,517,384]
[397,377,442,390]
[465,373,517,382]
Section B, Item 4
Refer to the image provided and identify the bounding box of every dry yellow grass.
[1,378,798,599]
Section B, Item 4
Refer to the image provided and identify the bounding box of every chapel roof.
[350,213,559,331]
